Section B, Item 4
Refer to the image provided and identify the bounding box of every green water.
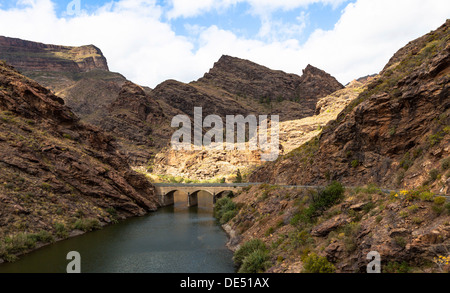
[0,192,235,273]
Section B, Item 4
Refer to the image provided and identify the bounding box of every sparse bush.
[400,153,413,171]
[302,253,335,273]
[265,227,274,237]
[432,204,445,216]
[54,222,68,239]
[419,191,434,202]
[351,160,359,168]
[429,169,440,182]
[446,203,450,214]
[289,230,314,249]
[429,132,444,147]
[233,239,267,269]
[394,236,407,249]
[343,222,361,252]
[33,230,54,243]
[384,261,411,273]
[238,249,271,273]
[408,204,419,214]
[311,181,345,213]
[441,158,450,171]
[234,169,243,183]
[434,196,446,206]
[73,218,101,232]
[40,182,52,191]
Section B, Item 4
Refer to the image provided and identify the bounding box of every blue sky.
[0,0,448,87]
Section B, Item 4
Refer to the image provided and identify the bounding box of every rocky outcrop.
[0,36,109,73]
[0,60,159,257]
[250,20,450,195]
[98,81,176,166]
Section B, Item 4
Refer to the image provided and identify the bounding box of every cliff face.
[250,20,450,195]
[0,61,159,261]
[98,81,176,166]
[0,36,109,73]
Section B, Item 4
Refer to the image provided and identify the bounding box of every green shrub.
[445,203,450,214]
[2,232,41,257]
[394,236,407,249]
[384,262,411,273]
[221,210,238,224]
[419,191,434,202]
[54,222,68,239]
[265,227,274,237]
[33,230,54,243]
[441,158,450,171]
[400,153,413,171]
[214,197,239,224]
[311,181,345,213]
[429,132,444,147]
[432,204,445,216]
[73,218,101,232]
[40,182,52,191]
[234,169,243,183]
[289,230,314,249]
[351,160,360,168]
[434,197,446,206]
[429,169,440,182]
[408,204,419,214]
[302,253,335,273]
[238,249,271,273]
[233,239,267,269]
[343,222,361,252]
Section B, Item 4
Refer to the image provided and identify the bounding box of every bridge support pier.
[187,192,198,207]
[160,192,175,207]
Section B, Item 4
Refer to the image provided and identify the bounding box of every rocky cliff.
[0,61,159,262]
[250,20,450,195]
[0,36,109,73]
[155,55,344,122]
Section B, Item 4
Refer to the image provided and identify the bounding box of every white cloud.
[0,0,449,88]
[167,0,346,19]
[299,0,450,82]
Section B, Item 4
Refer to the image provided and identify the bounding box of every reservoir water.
[0,192,235,273]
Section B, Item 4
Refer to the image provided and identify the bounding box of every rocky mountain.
[0,37,346,181]
[0,36,109,73]
[151,78,371,182]
[250,19,450,196]
[148,56,345,181]
[218,21,450,275]
[0,36,179,168]
[0,60,159,262]
[155,55,344,122]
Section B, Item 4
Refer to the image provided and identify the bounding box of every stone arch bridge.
[154,183,256,207]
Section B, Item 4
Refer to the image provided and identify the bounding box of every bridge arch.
[154,183,249,208]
